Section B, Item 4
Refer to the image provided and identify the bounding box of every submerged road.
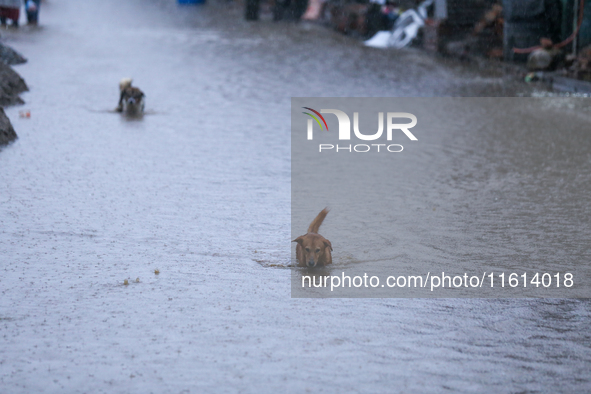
[1,0,590,392]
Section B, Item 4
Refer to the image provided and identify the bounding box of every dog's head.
[292,233,332,268]
[122,87,145,114]
[124,87,144,105]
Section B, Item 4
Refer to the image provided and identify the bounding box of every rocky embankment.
[0,106,17,145]
[0,42,28,146]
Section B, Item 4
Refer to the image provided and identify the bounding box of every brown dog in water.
[292,208,333,268]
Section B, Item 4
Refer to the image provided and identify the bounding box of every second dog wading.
[116,78,145,116]
[293,208,333,268]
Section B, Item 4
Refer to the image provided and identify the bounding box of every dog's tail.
[308,208,329,234]
[119,78,133,91]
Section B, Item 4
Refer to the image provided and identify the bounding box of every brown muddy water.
[0,0,590,392]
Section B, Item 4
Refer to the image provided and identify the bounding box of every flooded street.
[1,0,590,392]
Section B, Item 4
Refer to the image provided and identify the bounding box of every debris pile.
[565,45,591,81]
[526,38,562,71]
[443,2,504,59]
[328,1,383,38]
[472,2,503,59]
[0,43,28,146]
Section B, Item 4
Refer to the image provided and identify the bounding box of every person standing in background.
[25,0,40,25]
[0,0,21,28]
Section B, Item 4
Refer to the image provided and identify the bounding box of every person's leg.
[33,0,40,23]
[26,10,36,24]
[0,7,8,26]
[26,0,40,24]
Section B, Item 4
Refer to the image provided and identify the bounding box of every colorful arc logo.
[302,107,329,131]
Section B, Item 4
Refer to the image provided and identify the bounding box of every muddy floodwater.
[290,97,591,299]
[1,0,590,392]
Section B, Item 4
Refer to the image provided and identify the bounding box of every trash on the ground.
[472,2,503,59]
[524,72,540,83]
[527,48,554,71]
[443,2,503,59]
[565,45,591,81]
[473,3,503,36]
[364,0,433,49]
[364,31,394,48]
[389,6,426,48]
[19,110,31,118]
[526,39,561,71]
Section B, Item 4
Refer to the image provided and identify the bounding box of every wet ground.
[0,0,590,392]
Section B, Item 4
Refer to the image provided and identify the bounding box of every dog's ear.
[292,236,304,245]
[324,239,333,251]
